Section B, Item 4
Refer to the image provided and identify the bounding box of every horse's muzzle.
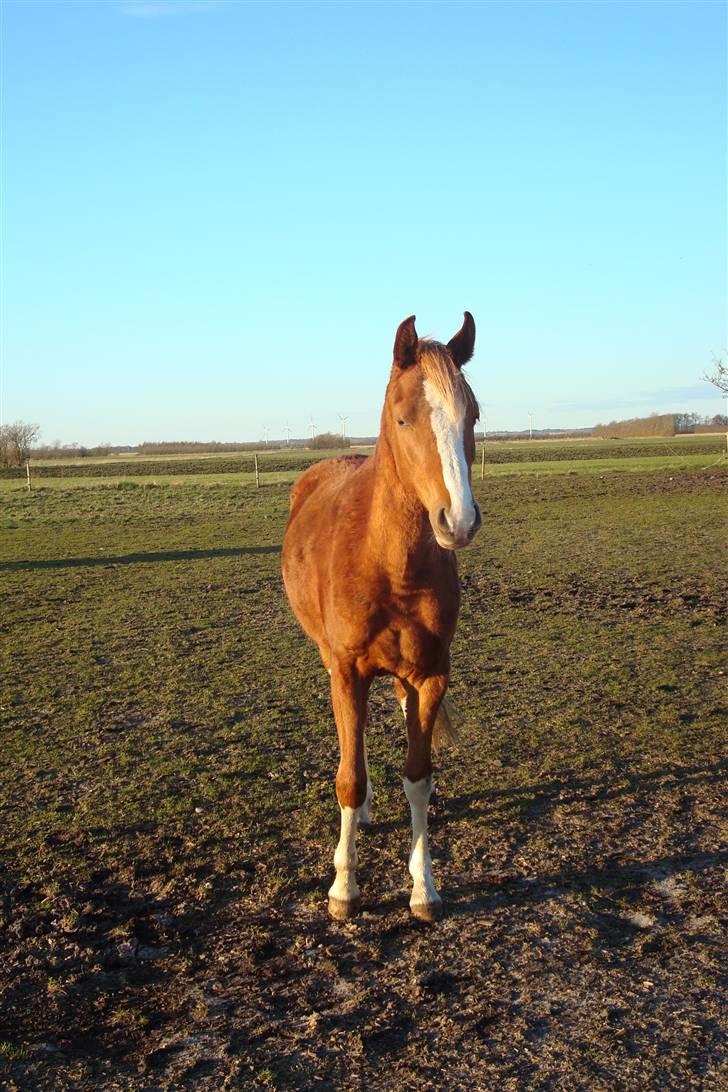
[432,503,482,550]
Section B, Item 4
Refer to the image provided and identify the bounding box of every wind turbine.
[339,414,349,442]
[283,422,291,447]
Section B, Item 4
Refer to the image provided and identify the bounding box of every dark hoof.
[328,895,361,921]
[358,818,372,832]
[410,900,443,923]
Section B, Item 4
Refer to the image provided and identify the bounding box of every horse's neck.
[368,436,433,576]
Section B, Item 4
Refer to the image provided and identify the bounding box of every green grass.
[1,456,726,1089]
[0,472,299,491]
[1,466,724,884]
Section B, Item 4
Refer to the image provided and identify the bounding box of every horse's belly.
[282,464,364,657]
[282,540,326,647]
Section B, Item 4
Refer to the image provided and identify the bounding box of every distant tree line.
[593,412,727,439]
[0,421,40,467]
[30,439,288,459]
[31,441,135,460]
[477,428,594,442]
[674,412,728,433]
[138,440,283,455]
[692,416,728,433]
[29,436,358,459]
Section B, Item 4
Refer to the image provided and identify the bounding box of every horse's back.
[288,454,368,522]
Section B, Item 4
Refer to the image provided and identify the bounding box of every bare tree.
[703,353,728,394]
[702,354,727,456]
[0,421,41,468]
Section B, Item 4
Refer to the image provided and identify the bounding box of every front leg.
[328,661,370,920]
[401,674,448,922]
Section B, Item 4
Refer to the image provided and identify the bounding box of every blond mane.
[417,340,479,423]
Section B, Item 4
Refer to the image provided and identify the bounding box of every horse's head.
[385,313,482,550]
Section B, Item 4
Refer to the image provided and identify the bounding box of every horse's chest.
[366,590,459,677]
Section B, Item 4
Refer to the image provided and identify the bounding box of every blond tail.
[432,694,460,752]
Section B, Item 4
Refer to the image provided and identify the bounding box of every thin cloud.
[558,385,713,413]
[120,1,218,17]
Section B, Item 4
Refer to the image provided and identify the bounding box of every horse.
[281,312,481,922]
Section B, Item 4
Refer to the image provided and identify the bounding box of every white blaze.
[423,378,475,534]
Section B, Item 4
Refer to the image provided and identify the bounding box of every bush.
[309,432,350,450]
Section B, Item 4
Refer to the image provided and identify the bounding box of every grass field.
[2,434,725,495]
[1,449,726,1088]
[2,433,724,481]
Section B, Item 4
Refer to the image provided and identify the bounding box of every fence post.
[254,453,260,489]
[481,443,485,481]
[26,460,32,492]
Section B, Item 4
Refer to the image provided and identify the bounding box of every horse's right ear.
[393,315,418,369]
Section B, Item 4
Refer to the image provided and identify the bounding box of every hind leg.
[358,739,374,828]
[393,676,408,720]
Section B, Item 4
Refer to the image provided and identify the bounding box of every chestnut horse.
[282,313,481,922]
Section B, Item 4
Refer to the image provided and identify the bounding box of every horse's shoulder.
[289,454,368,516]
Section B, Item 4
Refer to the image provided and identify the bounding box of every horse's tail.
[432,694,459,751]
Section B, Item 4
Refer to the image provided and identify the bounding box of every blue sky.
[2,0,726,444]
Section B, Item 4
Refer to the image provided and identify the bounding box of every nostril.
[471,504,482,535]
[437,507,453,536]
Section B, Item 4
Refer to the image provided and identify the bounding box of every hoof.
[410,900,443,923]
[328,895,361,921]
[357,817,372,832]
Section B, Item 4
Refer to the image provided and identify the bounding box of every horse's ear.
[393,315,418,369]
[447,311,476,368]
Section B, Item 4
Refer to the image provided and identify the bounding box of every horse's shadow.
[442,846,728,918]
[443,757,727,817]
[355,758,727,919]
[0,545,281,572]
[370,758,727,838]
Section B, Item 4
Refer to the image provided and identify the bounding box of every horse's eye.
[397,418,406,427]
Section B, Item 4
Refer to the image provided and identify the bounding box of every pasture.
[1,445,726,1089]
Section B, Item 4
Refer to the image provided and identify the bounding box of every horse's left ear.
[447,311,476,368]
